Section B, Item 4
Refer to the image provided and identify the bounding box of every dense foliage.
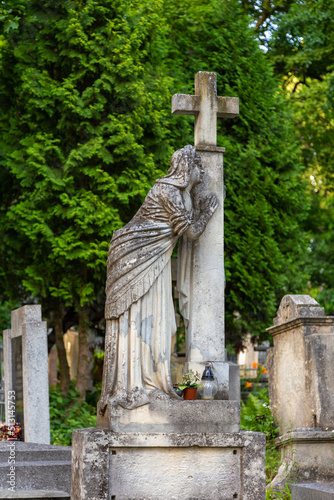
[241,389,280,482]
[162,0,309,346]
[241,387,292,499]
[0,0,312,387]
[49,383,96,445]
[0,0,173,393]
[257,0,334,315]
[0,0,172,311]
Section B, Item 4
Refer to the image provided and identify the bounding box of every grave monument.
[1,305,72,497]
[3,305,50,444]
[267,295,334,497]
[71,72,266,499]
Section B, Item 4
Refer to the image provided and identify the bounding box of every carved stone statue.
[99,145,218,411]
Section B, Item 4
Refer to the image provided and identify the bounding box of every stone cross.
[172,71,239,146]
[172,71,239,398]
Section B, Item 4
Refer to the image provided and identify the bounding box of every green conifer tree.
[0,0,172,395]
[162,0,309,347]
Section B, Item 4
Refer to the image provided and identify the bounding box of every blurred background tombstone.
[3,305,50,444]
[267,295,334,495]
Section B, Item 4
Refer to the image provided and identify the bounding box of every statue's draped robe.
[102,182,192,409]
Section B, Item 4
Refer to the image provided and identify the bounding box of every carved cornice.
[267,316,334,336]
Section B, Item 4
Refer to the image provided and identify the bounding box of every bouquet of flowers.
[0,422,23,441]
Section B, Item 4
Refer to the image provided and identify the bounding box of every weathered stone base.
[291,483,334,500]
[269,430,334,490]
[0,442,71,495]
[71,428,266,500]
[97,399,240,433]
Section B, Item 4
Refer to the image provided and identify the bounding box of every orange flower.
[260,366,268,374]
[245,381,253,389]
[251,362,260,369]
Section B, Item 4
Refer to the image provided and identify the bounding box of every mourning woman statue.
[98,145,218,412]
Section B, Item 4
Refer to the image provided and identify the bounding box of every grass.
[49,383,96,446]
[240,384,292,499]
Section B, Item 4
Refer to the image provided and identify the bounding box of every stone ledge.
[267,316,334,336]
[276,430,334,447]
[195,145,226,153]
[78,428,264,448]
[0,461,72,468]
[291,483,334,500]
[269,430,334,489]
[0,443,71,463]
[0,492,69,499]
[97,399,240,434]
[0,443,71,495]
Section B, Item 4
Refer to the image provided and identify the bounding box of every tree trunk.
[54,303,70,396]
[76,303,90,399]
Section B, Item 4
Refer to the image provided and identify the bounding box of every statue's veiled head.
[158,145,197,188]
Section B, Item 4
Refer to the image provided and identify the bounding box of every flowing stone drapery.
[99,145,217,412]
[102,260,177,409]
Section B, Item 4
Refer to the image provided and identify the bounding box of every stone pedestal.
[291,482,334,500]
[270,430,334,489]
[3,305,50,444]
[97,399,240,433]
[267,295,334,489]
[71,427,266,500]
[72,400,266,499]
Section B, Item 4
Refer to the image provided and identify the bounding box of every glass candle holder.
[198,365,218,400]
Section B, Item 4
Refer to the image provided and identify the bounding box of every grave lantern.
[198,365,218,400]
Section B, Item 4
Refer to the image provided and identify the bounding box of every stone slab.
[0,443,71,463]
[0,492,69,499]
[97,399,240,433]
[0,443,71,494]
[306,333,334,429]
[71,428,266,500]
[291,483,334,500]
[0,463,71,493]
[110,447,242,498]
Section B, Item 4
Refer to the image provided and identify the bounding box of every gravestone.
[3,305,50,444]
[11,336,24,426]
[267,295,334,491]
[0,341,4,422]
[71,72,266,499]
